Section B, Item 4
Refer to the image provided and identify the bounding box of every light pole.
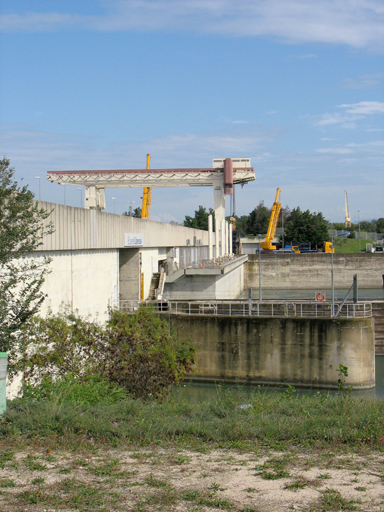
[34,177,41,201]
[358,210,361,253]
[331,231,349,317]
[281,208,284,250]
[60,184,66,205]
[77,187,82,208]
[112,197,116,214]
[258,234,262,301]
[127,201,135,216]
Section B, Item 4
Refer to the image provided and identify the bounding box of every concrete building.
[34,201,245,320]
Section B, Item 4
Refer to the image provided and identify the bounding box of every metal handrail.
[118,299,372,319]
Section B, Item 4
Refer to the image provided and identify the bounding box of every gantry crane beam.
[47,167,255,188]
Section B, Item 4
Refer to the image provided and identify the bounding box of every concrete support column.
[208,214,213,260]
[215,218,220,257]
[229,222,233,255]
[221,219,226,256]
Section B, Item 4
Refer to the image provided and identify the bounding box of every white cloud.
[289,53,317,59]
[314,101,384,130]
[1,0,383,49]
[342,73,384,89]
[338,101,384,115]
[316,148,354,154]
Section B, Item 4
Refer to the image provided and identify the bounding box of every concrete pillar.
[215,218,220,257]
[229,222,233,255]
[208,214,213,260]
[221,219,226,256]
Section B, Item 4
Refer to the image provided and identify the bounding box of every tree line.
[183,203,384,249]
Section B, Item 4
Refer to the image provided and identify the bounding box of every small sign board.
[124,233,144,247]
[315,292,326,302]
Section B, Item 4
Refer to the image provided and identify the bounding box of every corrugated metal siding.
[37,201,210,251]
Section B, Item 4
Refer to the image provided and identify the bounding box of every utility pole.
[358,210,361,253]
[34,177,41,201]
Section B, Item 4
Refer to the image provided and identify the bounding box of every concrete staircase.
[372,301,384,355]
[149,273,160,300]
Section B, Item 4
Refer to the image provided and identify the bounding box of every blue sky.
[1,0,383,224]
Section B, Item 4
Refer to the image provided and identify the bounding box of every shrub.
[103,307,195,399]
[11,306,195,400]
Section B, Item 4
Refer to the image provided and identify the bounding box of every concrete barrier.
[245,253,384,289]
[168,315,375,389]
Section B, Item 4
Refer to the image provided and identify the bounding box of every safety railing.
[119,300,372,319]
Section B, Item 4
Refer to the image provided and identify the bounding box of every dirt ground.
[0,445,383,511]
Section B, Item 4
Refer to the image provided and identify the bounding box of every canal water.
[175,357,384,401]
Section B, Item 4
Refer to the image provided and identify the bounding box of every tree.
[377,218,384,233]
[184,205,215,230]
[123,206,142,218]
[0,158,53,353]
[284,208,329,248]
[245,201,271,235]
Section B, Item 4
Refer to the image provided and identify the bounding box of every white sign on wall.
[124,233,144,247]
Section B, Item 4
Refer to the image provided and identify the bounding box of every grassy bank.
[2,387,384,452]
[334,238,373,253]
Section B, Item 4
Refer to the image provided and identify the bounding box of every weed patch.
[320,488,361,510]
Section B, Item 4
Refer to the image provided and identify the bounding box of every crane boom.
[260,188,281,251]
[141,154,152,219]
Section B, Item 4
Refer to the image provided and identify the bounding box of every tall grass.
[2,383,384,450]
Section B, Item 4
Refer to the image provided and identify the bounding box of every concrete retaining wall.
[33,249,119,321]
[168,315,375,389]
[246,253,384,289]
[163,258,245,300]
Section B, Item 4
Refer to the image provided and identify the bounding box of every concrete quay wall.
[168,315,375,389]
[246,253,384,289]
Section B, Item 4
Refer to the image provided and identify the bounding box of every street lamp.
[77,187,82,208]
[358,210,361,253]
[60,184,66,205]
[112,197,116,214]
[258,234,262,301]
[331,231,349,317]
[34,177,41,201]
[281,208,284,250]
[127,201,135,216]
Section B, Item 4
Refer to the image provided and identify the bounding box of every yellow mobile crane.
[260,188,281,251]
[141,154,152,219]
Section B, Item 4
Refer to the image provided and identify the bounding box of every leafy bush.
[103,308,195,399]
[11,305,195,400]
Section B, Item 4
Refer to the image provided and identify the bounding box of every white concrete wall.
[215,265,244,299]
[163,264,244,300]
[37,201,210,251]
[34,249,119,321]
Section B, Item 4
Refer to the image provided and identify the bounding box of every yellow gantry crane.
[141,154,152,219]
[260,188,282,251]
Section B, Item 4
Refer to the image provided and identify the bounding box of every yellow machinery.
[141,154,152,219]
[140,154,151,300]
[260,188,281,251]
[323,241,335,253]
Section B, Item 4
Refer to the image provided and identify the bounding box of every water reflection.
[175,356,384,401]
